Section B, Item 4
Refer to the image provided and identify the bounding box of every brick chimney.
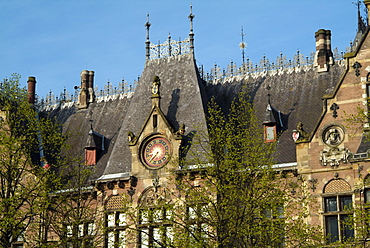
[78,70,89,109]
[88,71,95,103]
[78,70,95,109]
[314,29,334,72]
[27,76,36,105]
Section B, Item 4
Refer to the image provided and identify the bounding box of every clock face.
[142,137,171,168]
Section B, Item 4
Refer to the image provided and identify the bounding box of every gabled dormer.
[85,124,105,166]
[262,88,285,143]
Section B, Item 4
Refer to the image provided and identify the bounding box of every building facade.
[14,1,370,247]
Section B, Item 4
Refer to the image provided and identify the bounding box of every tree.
[41,160,105,248]
[110,88,323,248]
[168,90,323,247]
[0,74,65,247]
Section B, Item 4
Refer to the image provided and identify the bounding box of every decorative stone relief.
[139,186,172,207]
[322,125,344,147]
[320,147,352,166]
[320,125,352,166]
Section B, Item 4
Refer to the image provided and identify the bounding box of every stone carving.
[320,125,350,166]
[127,131,136,142]
[320,147,352,166]
[293,122,310,142]
[139,186,172,207]
[322,125,344,147]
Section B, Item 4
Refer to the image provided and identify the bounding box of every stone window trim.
[323,178,352,194]
[137,186,173,248]
[322,194,354,243]
[321,177,354,244]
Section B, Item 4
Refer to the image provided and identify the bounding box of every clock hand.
[149,151,159,162]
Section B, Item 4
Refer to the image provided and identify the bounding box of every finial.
[145,13,151,60]
[168,32,172,56]
[89,110,93,132]
[353,0,367,33]
[188,4,195,33]
[188,3,195,57]
[239,26,247,70]
[266,84,271,104]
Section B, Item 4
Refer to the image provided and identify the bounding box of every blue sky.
[0,0,361,99]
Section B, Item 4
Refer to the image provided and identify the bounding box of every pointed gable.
[101,54,208,178]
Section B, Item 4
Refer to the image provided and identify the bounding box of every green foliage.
[0,74,70,246]
[0,74,66,247]
[169,89,323,247]
[105,88,323,247]
[42,162,104,248]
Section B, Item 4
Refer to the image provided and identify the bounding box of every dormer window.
[85,130,105,166]
[264,124,277,143]
[263,103,279,143]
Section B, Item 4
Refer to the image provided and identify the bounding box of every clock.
[141,137,171,168]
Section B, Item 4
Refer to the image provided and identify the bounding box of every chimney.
[314,29,334,72]
[88,71,95,103]
[78,70,89,109]
[27,76,37,105]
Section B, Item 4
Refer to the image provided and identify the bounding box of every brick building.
[16,1,370,247]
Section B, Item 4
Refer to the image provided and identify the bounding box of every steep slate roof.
[206,63,345,164]
[45,49,345,180]
[46,94,132,180]
[102,53,208,177]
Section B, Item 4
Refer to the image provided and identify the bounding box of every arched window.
[105,195,127,248]
[363,174,370,203]
[322,179,353,244]
[138,186,173,248]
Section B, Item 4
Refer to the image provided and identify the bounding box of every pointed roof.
[101,53,208,177]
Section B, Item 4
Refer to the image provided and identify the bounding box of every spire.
[145,13,151,60]
[266,84,271,104]
[239,26,247,69]
[355,0,366,34]
[188,4,195,57]
[264,85,276,124]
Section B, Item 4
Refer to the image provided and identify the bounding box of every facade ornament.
[152,177,160,191]
[352,61,362,77]
[127,131,136,143]
[358,165,363,178]
[320,125,352,166]
[330,103,339,118]
[308,178,318,192]
[293,122,310,142]
[152,76,160,96]
[320,147,352,166]
[322,125,344,146]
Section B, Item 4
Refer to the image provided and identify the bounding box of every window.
[264,125,276,143]
[138,207,172,248]
[138,186,173,248]
[324,195,354,243]
[361,187,370,238]
[65,222,95,247]
[186,204,211,245]
[106,212,127,248]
